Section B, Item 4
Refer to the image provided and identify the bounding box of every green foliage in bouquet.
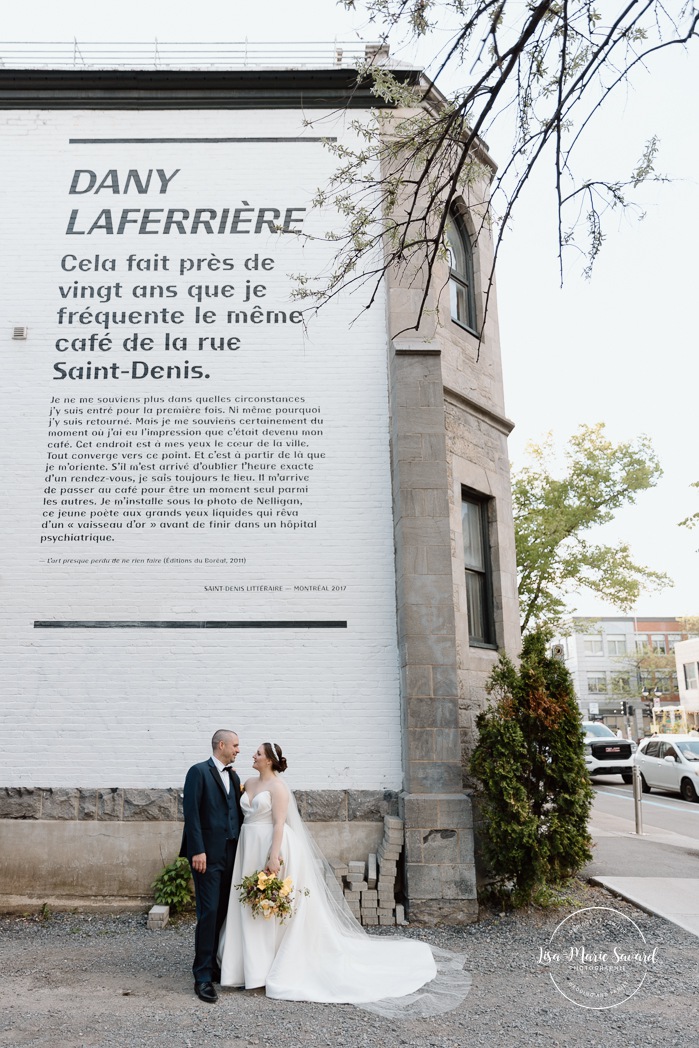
[470,629,593,907]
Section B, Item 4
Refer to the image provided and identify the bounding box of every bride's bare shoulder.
[269,777,290,804]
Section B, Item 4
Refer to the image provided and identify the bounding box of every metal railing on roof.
[0,40,391,71]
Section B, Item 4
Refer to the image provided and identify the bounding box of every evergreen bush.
[470,629,593,906]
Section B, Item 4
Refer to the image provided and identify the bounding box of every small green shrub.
[151,857,194,913]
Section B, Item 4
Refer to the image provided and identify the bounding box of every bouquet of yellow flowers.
[236,867,305,923]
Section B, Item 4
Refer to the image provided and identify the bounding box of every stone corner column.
[400,791,477,925]
[388,343,478,925]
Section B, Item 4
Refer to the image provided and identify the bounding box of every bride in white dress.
[218,742,438,1003]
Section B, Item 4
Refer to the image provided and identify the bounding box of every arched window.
[445,208,477,333]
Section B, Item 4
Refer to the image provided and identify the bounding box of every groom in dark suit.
[181,729,243,1003]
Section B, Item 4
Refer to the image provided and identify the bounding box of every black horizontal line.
[68,137,334,143]
[34,619,347,629]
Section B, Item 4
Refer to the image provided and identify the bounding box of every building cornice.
[0,68,422,110]
[443,385,514,436]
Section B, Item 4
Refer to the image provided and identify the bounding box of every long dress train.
[218,787,437,1002]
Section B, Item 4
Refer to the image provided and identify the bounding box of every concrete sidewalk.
[587,807,699,937]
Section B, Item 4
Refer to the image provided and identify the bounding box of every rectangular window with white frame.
[587,672,607,694]
[607,634,626,655]
[583,636,603,655]
[684,662,698,690]
[461,489,495,648]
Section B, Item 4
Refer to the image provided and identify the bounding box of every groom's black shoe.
[195,981,218,1003]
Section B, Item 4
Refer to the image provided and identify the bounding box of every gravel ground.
[0,883,696,1048]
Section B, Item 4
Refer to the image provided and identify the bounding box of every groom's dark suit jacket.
[180,758,242,864]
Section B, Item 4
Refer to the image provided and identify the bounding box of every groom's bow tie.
[221,765,235,774]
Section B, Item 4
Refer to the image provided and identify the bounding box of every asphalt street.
[591,774,699,841]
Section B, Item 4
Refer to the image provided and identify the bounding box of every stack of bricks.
[328,815,405,927]
[146,904,169,930]
[376,815,403,925]
[359,854,379,927]
[343,859,366,922]
[326,859,349,908]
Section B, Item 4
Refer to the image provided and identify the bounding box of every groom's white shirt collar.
[212,754,230,793]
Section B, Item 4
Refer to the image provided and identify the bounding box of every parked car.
[582,721,637,784]
[635,734,699,802]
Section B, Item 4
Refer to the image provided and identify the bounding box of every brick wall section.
[0,106,404,793]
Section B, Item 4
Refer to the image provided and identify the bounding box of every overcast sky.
[3,0,697,620]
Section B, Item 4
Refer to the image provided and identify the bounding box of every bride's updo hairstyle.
[263,742,287,773]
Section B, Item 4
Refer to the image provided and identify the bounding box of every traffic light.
[622,701,627,716]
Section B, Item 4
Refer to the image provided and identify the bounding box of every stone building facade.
[0,50,520,922]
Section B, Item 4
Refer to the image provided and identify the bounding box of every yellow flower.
[279,877,294,898]
[257,872,270,889]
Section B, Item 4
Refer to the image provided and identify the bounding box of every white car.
[635,734,699,802]
[582,721,637,784]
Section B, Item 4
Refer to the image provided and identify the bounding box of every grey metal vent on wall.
[12,326,28,340]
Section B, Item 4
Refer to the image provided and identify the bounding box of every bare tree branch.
[293,1,697,342]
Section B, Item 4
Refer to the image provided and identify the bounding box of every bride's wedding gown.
[218,787,437,1002]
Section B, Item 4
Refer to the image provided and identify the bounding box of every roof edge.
[0,67,423,110]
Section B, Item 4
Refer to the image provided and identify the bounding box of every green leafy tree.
[470,630,593,905]
[679,482,699,539]
[679,616,699,636]
[296,2,697,334]
[513,423,671,633]
[610,643,678,704]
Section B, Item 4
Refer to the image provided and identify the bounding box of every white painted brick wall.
[0,108,402,790]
